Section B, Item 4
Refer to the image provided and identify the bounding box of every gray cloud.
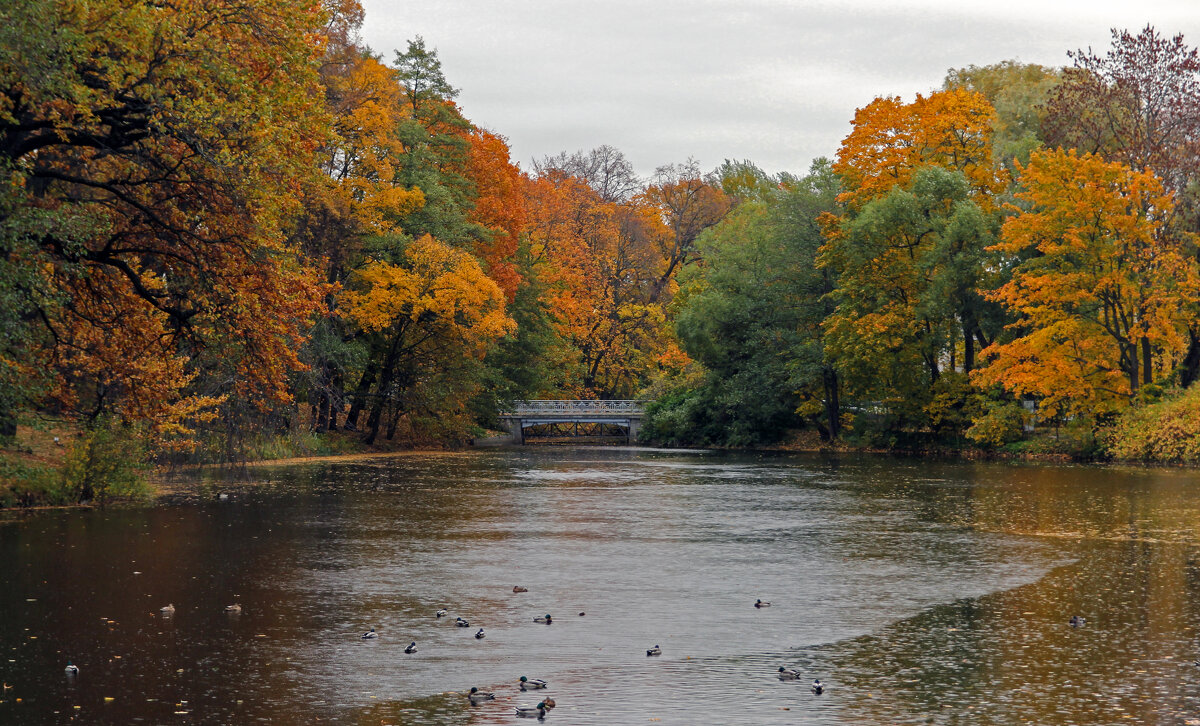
[359,0,1200,177]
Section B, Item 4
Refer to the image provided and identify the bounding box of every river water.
[2,448,1200,725]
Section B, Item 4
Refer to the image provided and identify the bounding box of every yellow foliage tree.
[974,149,1199,419]
[339,235,514,442]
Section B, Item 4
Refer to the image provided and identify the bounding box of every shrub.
[61,422,151,504]
[1104,385,1200,464]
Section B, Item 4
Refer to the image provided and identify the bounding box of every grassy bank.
[0,420,471,509]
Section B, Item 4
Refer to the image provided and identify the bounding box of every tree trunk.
[0,411,16,441]
[344,359,379,431]
[1126,343,1139,394]
[386,405,401,440]
[364,342,402,445]
[1182,329,1200,387]
[963,322,976,373]
[1141,337,1152,386]
[823,366,840,441]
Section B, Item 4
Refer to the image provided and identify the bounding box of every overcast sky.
[358,0,1200,179]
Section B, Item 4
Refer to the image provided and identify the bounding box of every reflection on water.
[1,449,1200,724]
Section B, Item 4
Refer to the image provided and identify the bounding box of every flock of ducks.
[361,592,563,718]
[57,593,853,715]
[350,593,830,718]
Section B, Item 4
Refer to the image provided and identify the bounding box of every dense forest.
[4,0,1200,504]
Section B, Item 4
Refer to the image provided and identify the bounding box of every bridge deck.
[497,400,649,444]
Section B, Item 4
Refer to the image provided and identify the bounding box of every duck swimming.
[513,586,528,593]
[64,662,79,675]
[436,609,447,618]
[515,702,547,718]
[468,687,495,705]
[475,628,485,639]
[455,617,470,627]
[224,604,242,614]
[405,641,417,653]
[519,676,548,690]
[647,645,662,656]
[778,667,802,680]
[534,614,552,624]
[361,627,378,639]
[755,599,771,608]
[160,604,175,616]
[1069,615,1086,627]
[811,679,824,695]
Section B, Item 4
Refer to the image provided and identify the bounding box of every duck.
[533,614,552,624]
[361,627,378,639]
[404,641,417,653]
[160,603,175,616]
[217,492,229,502]
[224,603,242,614]
[513,586,528,593]
[1069,615,1086,627]
[64,662,79,675]
[646,645,662,656]
[455,617,470,627]
[778,666,802,680]
[811,679,824,695]
[467,687,495,705]
[755,599,771,608]
[541,697,556,710]
[475,628,485,639]
[515,702,547,718]
[436,609,447,618]
[519,676,548,690]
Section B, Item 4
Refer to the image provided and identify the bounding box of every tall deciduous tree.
[821,89,1006,430]
[975,149,1198,420]
[944,61,1060,170]
[659,160,843,445]
[1043,25,1200,384]
[0,0,329,446]
[340,235,514,443]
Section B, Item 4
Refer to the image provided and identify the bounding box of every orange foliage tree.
[974,149,1199,420]
[466,129,527,301]
[0,0,330,447]
[833,88,1005,211]
[339,235,514,442]
[524,170,671,397]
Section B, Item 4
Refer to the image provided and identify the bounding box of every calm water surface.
[2,448,1200,724]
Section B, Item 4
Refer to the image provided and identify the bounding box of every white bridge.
[498,400,648,444]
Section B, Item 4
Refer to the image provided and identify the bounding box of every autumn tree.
[833,88,1005,211]
[0,0,329,452]
[975,149,1198,421]
[340,235,514,443]
[523,169,668,398]
[293,12,428,434]
[641,160,733,303]
[944,61,1060,170]
[466,129,527,300]
[821,89,1007,431]
[1043,26,1200,384]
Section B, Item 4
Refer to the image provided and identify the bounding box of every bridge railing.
[508,400,648,415]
